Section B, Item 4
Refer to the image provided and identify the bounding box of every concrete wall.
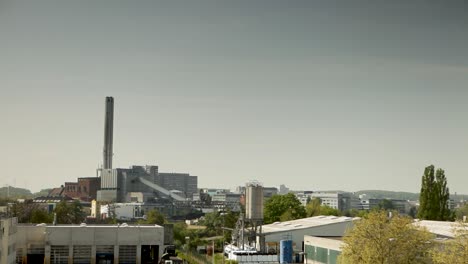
[0,218,17,264]
[17,224,164,264]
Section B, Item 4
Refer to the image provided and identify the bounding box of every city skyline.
[1,0,468,193]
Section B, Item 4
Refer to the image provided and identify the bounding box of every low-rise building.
[303,219,465,264]
[296,191,360,211]
[16,223,164,264]
[304,236,342,264]
[258,216,358,253]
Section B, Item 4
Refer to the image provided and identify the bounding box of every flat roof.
[19,224,163,229]
[261,215,359,234]
[413,220,466,238]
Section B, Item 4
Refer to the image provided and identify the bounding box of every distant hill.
[0,186,32,198]
[33,189,53,197]
[0,186,52,199]
[355,190,468,202]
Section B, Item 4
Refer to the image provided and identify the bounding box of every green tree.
[54,200,85,224]
[455,203,468,221]
[339,210,434,264]
[305,198,322,217]
[263,193,306,224]
[141,209,166,225]
[418,165,452,220]
[10,201,50,223]
[344,209,369,218]
[200,210,238,241]
[30,209,52,223]
[319,205,340,216]
[306,198,340,217]
[430,221,468,264]
[377,199,394,211]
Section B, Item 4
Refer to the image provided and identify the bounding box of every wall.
[16,224,164,264]
[304,236,343,264]
[0,218,17,264]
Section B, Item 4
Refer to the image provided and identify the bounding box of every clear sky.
[1,0,467,193]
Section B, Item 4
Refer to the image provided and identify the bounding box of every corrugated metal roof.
[261,215,359,234]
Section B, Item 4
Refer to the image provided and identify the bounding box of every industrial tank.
[245,182,264,221]
[279,240,293,264]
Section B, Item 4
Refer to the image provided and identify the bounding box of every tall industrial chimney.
[103,96,114,170]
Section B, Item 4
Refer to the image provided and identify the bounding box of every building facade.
[309,192,359,212]
[258,216,357,253]
[16,224,164,264]
[98,165,198,202]
[0,217,17,264]
[304,235,342,264]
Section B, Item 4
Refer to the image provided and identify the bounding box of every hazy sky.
[1,0,468,193]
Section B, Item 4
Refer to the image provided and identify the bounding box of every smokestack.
[103,97,114,170]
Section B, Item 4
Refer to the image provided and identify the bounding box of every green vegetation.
[264,193,306,224]
[430,221,468,264]
[377,199,394,211]
[339,210,434,264]
[455,203,468,221]
[138,209,167,225]
[54,200,86,224]
[306,198,340,217]
[10,201,52,223]
[418,165,453,221]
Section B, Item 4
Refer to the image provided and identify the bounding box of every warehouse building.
[16,223,164,264]
[257,216,358,253]
[304,236,342,264]
[303,219,464,264]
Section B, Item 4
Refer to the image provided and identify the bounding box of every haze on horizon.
[1,0,467,194]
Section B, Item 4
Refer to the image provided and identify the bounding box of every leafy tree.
[263,193,306,224]
[430,222,468,264]
[54,200,85,224]
[408,206,418,219]
[141,209,166,225]
[200,210,238,242]
[377,199,394,211]
[0,198,14,206]
[319,205,340,216]
[339,210,434,264]
[10,201,49,223]
[455,203,468,221]
[305,198,321,217]
[418,165,452,220]
[30,209,53,223]
[344,209,369,218]
[306,198,340,217]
